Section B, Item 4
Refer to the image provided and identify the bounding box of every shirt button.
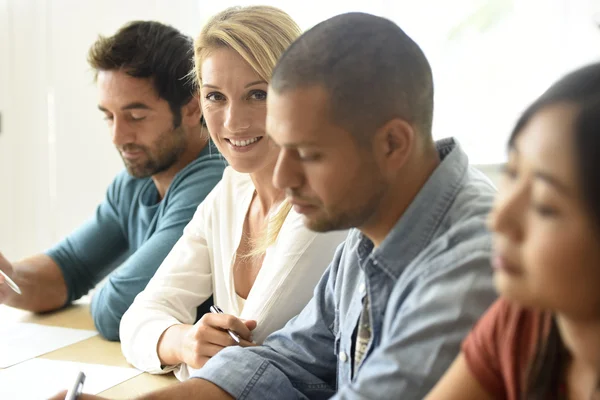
[339,352,348,362]
[358,283,366,294]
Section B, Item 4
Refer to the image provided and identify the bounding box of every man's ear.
[373,118,415,174]
[181,94,203,127]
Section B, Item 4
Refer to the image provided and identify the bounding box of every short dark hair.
[271,12,434,140]
[87,20,195,126]
[510,62,600,398]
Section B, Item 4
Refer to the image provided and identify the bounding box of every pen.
[65,371,85,400]
[209,305,241,344]
[0,269,21,295]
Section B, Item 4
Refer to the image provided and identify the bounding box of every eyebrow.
[98,102,152,112]
[534,170,571,195]
[201,80,268,89]
[512,146,572,195]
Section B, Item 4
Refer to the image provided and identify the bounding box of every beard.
[304,193,383,232]
[293,177,387,233]
[120,125,187,178]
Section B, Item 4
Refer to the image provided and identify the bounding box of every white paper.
[0,322,97,368]
[0,358,143,399]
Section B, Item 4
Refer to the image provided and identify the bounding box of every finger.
[187,342,227,368]
[0,253,10,271]
[194,324,240,348]
[201,314,254,341]
[0,275,7,303]
[243,320,257,331]
[47,390,67,400]
[198,342,229,358]
[238,338,258,348]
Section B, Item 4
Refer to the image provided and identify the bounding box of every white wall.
[0,0,51,260]
[0,0,203,259]
[0,0,14,259]
[0,0,597,259]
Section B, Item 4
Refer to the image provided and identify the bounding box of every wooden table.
[0,302,178,398]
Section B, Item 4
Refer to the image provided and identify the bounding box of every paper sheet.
[0,358,143,399]
[0,322,97,368]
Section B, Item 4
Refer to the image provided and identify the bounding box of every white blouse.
[120,167,348,380]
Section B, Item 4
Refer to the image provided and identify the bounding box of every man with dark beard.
[0,21,225,341]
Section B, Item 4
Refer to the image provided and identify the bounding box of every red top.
[462,298,551,399]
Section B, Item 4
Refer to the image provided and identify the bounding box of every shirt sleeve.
[332,235,497,399]
[190,244,346,400]
[462,298,512,397]
[46,173,129,307]
[119,186,218,374]
[91,159,224,341]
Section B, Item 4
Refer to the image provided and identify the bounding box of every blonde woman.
[119,6,348,380]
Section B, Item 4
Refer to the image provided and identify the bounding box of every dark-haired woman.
[426,62,600,400]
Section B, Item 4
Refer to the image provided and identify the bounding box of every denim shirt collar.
[356,138,468,278]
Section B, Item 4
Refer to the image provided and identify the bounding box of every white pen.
[209,305,241,344]
[65,371,85,400]
[0,269,21,295]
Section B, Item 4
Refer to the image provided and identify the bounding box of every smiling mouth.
[226,137,263,147]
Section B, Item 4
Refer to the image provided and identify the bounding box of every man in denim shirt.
[58,12,497,400]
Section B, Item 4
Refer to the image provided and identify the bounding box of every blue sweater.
[46,143,225,340]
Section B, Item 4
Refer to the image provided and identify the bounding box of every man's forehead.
[268,87,329,123]
[267,98,350,148]
[98,70,158,97]
[268,84,330,104]
[97,71,162,109]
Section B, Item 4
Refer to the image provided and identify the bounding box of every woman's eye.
[206,92,226,101]
[531,203,559,218]
[249,90,267,101]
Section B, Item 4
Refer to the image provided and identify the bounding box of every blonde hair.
[194,6,301,255]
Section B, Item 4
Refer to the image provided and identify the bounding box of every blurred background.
[1,0,599,259]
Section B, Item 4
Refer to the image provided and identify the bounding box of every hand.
[0,252,15,304]
[48,390,109,400]
[180,313,257,369]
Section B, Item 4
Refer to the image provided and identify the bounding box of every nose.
[273,148,304,191]
[487,179,527,242]
[224,103,251,133]
[111,118,135,147]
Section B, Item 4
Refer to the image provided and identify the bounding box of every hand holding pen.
[179,305,257,369]
[209,305,242,343]
[0,252,21,304]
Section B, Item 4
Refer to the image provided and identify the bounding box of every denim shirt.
[192,138,498,399]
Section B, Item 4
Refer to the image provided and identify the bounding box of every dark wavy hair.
[508,62,600,398]
[87,20,196,127]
